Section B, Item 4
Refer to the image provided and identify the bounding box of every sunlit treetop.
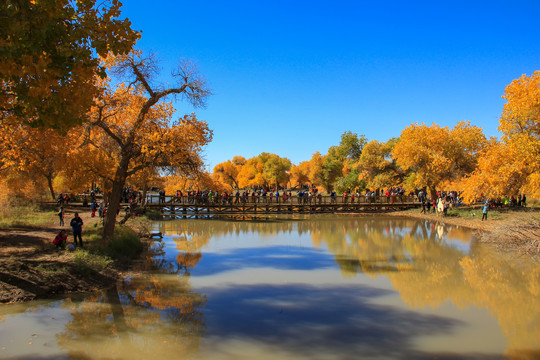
[392,121,486,194]
[500,70,540,140]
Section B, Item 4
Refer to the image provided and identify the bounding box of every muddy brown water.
[1,215,539,359]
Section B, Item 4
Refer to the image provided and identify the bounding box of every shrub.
[103,225,144,261]
[144,208,162,220]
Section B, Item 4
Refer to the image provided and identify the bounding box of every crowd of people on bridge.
[163,186,422,206]
[51,182,531,253]
[172,189,296,205]
[54,185,530,249]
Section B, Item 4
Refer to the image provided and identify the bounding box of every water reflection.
[155,215,540,358]
[55,247,207,359]
[460,247,540,358]
[1,215,539,359]
[155,216,472,279]
[200,284,466,360]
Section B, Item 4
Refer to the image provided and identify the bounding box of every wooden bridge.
[146,195,419,217]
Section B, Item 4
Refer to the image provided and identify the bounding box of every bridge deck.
[146,195,419,216]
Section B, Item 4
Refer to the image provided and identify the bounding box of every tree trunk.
[46,175,56,200]
[141,186,148,207]
[428,186,438,200]
[103,154,130,241]
[106,284,129,334]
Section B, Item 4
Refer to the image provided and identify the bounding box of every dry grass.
[0,204,57,229]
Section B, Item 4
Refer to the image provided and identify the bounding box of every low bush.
[144,208,162,220]
[34,263,70,279]
[102,225,144,261]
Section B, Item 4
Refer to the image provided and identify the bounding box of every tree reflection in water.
[56,244,206,359]
[156,215,540,358]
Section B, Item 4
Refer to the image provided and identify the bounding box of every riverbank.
[387,206,540,260]
[0,205,151,303]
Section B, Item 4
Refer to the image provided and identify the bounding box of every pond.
[1,215,539,359]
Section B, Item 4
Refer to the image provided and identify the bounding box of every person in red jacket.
[53,230,67,250]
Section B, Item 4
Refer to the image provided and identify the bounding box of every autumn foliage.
[392,121,487,197]
[460,71,540,201]
[208,72,538,202]
[1,5,539,232]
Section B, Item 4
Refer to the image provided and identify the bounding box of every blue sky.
[120,0,540,169]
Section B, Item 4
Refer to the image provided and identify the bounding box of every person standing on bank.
[420,197,427,214]
[58,206,64,226]
[70,212,84,247]
[481,201,489,221]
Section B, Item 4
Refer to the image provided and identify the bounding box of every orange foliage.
[500,70,540,140]
[213,160,241,189]
[0,117,73,198]
[289,161,310,187]
[461,71,540,201]
[236,153,291,188]
[163,172,230,193]
[393,121,486,194]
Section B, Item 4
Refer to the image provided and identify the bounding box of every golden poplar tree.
[82,53,212,240]
[0,117,71,199]
[0,0,140,129]
[461,71,540,200]
[393,121,486,196]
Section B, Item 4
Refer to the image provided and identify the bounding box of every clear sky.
[120,0,540,170]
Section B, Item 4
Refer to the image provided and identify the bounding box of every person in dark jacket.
[70,212,84,247]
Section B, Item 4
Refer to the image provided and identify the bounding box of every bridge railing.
[146,194,419,206]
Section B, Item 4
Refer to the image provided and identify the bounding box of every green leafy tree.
[263,155,291,189]
[353,138,403,191]
[321,131,367,192]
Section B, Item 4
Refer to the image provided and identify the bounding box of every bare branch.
[172,58,213,108]
[112,53,160,96]
[88,103,125,147]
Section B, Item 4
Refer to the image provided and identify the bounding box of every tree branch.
[90,104,125,147]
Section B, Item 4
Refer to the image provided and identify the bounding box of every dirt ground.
[0,208,119,303]
[387,206,538,230]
